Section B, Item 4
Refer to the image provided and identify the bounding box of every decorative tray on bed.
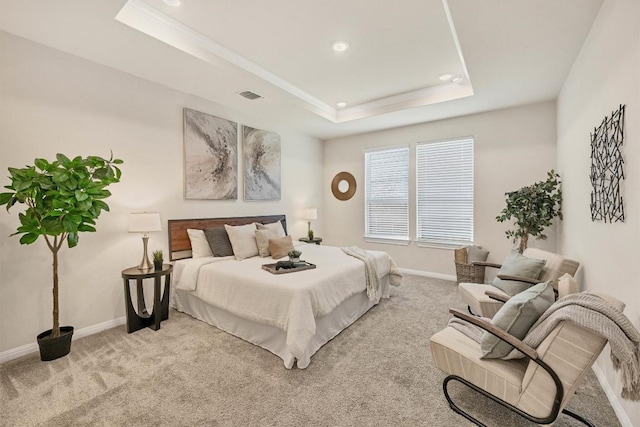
[262,261,316,275]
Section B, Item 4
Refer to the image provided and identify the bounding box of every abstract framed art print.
[243,126,281,201]
[183,108,238,200]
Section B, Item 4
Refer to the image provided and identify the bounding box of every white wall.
[0,32,323,353]
[323,102,558,276]
[557,0,640,424]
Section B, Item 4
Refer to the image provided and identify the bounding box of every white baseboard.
[0,316,126,364]
[400,268,456,282]
[592,364,633,427]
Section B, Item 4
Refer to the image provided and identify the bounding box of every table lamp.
[128,212,162,270]
[301,208,317,240]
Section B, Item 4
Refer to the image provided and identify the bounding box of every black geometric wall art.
[590,104,625,223]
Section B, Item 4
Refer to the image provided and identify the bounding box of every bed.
[168,215,401,369]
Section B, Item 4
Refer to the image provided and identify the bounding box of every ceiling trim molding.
[115,0,336,119]
[336,83,473,123]
[442,0,471,84]
[116,0,474,123]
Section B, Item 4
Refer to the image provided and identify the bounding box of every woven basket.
[454,247,486,284]
[455,262,486,284]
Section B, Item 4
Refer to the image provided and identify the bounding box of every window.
[364,147,409,242]
[416,137,474,246]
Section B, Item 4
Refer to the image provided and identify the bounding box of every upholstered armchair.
[459,248,579,318]
[430,291,626,426]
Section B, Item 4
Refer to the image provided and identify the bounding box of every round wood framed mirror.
[331,172,357,201]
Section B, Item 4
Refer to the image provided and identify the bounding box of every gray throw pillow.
[466,245,489,263]
[491,251,546,296]
[204,227,234,257]
[481,281,555,359]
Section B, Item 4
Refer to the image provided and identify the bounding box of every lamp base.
[137,235,153,270]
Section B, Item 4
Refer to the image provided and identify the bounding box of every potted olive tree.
[496,170,562,253]
[0,153,122,361]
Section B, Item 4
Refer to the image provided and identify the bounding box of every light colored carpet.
[1,275,621,426]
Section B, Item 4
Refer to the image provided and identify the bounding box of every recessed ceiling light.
[452,76,465,84]
[336,102,347,108]
[439,73,452,81]
[332,41,349,52]
[163,0,181,6]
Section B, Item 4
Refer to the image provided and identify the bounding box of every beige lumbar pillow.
[268,235,295,259]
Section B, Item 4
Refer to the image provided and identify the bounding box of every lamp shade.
[301,208,317,221]
[128,213,161,233]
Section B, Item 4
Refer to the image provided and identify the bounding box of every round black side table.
[121,264,173,333]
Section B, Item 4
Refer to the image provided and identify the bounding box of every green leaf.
[74,190,88,201]
[19,233,39,245]
[77,224,96,232]
[93,200,109,212]
[67,232,78,248]
[34,158,49,171]
[62,216,78,232]
[0,192,13,206]
[56,153,71,164]
[52,171,70,183]
[94,168,108,179]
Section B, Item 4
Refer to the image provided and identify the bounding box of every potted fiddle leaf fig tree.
[0,153,122,361]
[496,170,562,253]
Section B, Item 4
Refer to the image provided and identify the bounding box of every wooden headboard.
[168,214,287,261]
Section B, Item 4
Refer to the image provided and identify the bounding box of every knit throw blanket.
[341,246,402,303]
[449,292,640,401]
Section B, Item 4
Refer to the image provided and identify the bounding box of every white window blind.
[416,138,474,246]
[365,147,409,241]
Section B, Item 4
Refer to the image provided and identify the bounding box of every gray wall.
[557,0,640,424]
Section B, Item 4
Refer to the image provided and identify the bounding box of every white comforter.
[173,243,400,360]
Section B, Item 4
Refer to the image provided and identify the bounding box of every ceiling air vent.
[238,90,263,101]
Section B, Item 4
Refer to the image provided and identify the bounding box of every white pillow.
[255,228,279,257]
[187,229,213,258]
[256,221,286,238]
[557,273,579,299]
[225,223,259,260]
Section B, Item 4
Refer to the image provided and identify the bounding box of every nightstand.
[299,237,322,245]
[121,264,172,333]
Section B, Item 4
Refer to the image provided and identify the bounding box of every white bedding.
[172,243,401,364]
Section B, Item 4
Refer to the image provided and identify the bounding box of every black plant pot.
[154,260,163,270]
[36,326,74,361]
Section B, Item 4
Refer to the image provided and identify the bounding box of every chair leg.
[443,376,487,427]
[562,408,596,427]
[443,375,595,427]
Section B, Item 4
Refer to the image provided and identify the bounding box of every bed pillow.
[492,250,546,296]
[269,235,295,259]
[187,229,213,258]
[481,281,555,359]
[204,227,234,257]
[256,220,286,238]
[255,228,279,257]
[224,223,259,260]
